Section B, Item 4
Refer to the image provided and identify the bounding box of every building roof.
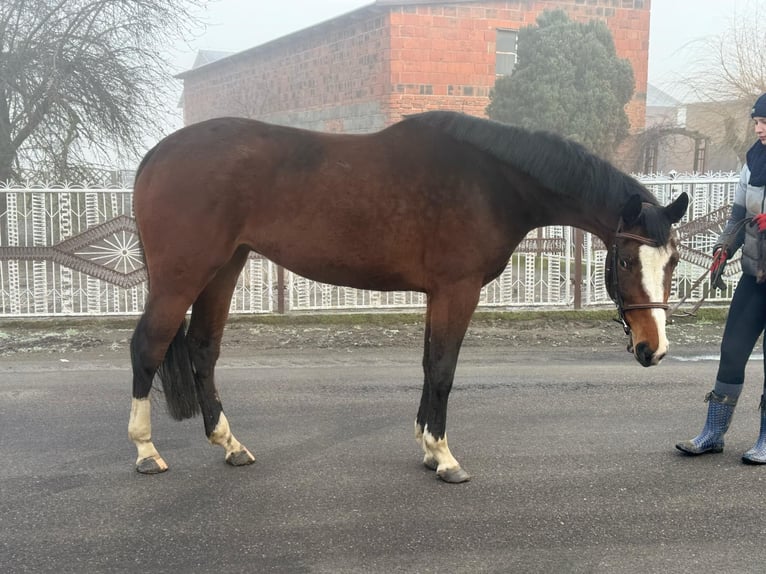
[177,1,652,80]
[373,0,486,4]
[191,50,233,69]
[176,1,506,79]
[646,84,681,108]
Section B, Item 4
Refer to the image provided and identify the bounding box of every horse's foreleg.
[417,283,480,483]
[187,246,254,467]
[187,335,254,466]
[415,304,433,465]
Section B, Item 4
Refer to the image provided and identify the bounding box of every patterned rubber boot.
[676,391,737,455]
[742,396,766,465]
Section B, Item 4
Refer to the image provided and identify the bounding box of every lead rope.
[668,217,751,319]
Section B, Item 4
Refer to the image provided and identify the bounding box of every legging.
[717,273,766,387]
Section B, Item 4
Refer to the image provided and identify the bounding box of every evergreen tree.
[487,10,634,159]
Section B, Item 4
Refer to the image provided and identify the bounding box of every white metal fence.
[0,175,739,317]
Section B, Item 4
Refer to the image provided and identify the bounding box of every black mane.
[404,111,657,215]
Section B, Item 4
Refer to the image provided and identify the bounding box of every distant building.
[646,84,683,128]
[630,84,749,174]
[177,0,651,134]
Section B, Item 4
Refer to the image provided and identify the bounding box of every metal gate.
[0,174,740,317]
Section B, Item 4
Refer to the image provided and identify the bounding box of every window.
[495,29,518,76]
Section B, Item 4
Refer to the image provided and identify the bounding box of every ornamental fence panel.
[0,174,740,317]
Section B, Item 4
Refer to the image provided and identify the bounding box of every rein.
[669,216,751,318]
[607,224,668,336]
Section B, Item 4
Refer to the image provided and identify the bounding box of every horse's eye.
[619,258,630,269]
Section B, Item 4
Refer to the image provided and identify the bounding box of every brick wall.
[180,0,650,132]
[384,0,650,127]
[180,10,392,133]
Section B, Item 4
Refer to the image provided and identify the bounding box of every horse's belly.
[279,259,420,292]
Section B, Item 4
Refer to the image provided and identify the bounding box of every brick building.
[178,0,650,134]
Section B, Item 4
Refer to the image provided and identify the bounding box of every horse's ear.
[664,192,689,224]
[621,194,643,226]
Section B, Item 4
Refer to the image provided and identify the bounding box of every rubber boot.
[676,391,737,455]
[742,395,766,464]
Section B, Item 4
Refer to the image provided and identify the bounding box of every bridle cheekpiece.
[606,219,669,336]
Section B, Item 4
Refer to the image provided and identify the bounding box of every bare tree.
[0,0,205,182]
[674,0,766,162]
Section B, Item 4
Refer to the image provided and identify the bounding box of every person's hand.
[753,213,766,232]
[710,248,727,274]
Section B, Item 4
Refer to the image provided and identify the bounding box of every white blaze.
[638,244,672,359]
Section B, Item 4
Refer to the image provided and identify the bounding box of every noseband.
[606,222,669,336]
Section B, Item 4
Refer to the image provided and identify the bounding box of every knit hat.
[751,93,766,118]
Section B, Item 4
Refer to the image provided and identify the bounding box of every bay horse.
[128,111,688,483]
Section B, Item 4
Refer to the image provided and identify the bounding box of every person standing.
[676,93,766,464]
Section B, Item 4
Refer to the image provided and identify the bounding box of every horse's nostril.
[634,341,655,367]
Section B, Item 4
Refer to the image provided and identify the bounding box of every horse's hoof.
[423,457,438,471]
[136,456,168,474]
[226,448,255,467]
[437,466,471,483]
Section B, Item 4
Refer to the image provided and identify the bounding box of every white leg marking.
[422,426,460,472]
[414,419,426,449]
[638,244,672,359]
[128,398,167,469]
[415,420,437,468]
[209,413,253,462]
[414,419,424,442]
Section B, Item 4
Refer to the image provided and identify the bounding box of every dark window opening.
[495,29,518,76]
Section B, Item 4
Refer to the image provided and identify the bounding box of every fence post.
[276,265,286,314]
[574,228,583,309]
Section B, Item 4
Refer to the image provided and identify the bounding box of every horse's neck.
[503,169,625,244]
[535,195,620,245]
[579,212,620,246]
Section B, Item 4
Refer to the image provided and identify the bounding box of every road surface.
[2,330,766,573]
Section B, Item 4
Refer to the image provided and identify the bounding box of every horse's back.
[133,116,516,292]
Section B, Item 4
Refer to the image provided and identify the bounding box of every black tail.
[155,321,200,421]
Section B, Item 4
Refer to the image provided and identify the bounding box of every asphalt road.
[2,344,766,574]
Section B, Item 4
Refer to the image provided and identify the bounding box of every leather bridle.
[605,221,670,336]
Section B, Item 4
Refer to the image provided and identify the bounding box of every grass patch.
[0,305,730,332]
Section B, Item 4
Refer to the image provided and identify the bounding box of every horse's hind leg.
[129,298,192,474]
[416,281,480,483]
[187,246,255,467]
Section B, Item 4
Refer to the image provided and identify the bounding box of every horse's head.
[605,192,689,367]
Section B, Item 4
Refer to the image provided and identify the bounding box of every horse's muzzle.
[633,341,664,367]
